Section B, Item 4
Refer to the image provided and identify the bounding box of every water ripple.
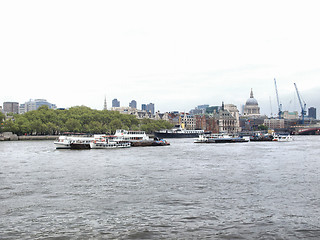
[1,137,320,239]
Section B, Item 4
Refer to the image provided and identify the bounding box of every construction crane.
[269,96,273,117]
[294,83,307,124]
[274,78,282,119]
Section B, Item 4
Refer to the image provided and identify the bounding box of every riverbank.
[0,132,57,141]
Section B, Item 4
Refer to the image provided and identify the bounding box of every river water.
[1,136,320,239]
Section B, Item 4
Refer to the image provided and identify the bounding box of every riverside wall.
[0,132,57,141]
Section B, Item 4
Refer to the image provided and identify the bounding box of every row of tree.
[0,106,173,135]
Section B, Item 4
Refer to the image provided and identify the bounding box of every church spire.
[250,88,254,98]
[103,96,107,110]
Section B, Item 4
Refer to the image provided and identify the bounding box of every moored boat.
[194,133,249,143]
[114,129,170,146]
[70,142,91,149]
[155,125,207,138]
[272,134,293,142]
[114,129,150,141]
[54,130,170,149]
[90,135,131,149]
[249,132,274,141]
[130,138,170,147]
[54,136,94,149]
[54,136,71,149]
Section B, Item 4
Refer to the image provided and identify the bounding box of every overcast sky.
[1,0,319,118]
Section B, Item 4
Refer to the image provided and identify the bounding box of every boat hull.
[54,142,71,149]
[90,141,131,149]
[250,136,273,141]
[70,143,91,149]
[194,134,250,143]
[195,138,249,143]
[272,135,293,142]
[154,132,201,138]
[131,140,170,147]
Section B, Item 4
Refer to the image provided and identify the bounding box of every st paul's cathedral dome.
[243,89,260,116]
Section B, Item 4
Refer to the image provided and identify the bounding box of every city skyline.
[1,1,320,118]
[1,93,317,120]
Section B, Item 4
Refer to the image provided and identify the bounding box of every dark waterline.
[1,136,320,239]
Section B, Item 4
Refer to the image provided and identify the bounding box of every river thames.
[1,136,320,239]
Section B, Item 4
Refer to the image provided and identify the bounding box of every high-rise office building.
[141,103,155,114]
[3,102,19,113]
[308,107,317,119]
[147,103,155,115]
[129,100,137,109]
[112,98,120,108]
[3,102,19,114]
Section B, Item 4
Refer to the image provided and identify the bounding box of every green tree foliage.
[2,106,174,135]
[65,118,82,133]
[109,119,123,133]
[0,112,5,122]
[2,119,19,133]
[0,112,5,132]
[258,124,268,131]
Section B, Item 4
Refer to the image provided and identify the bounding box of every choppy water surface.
[1,136,320,239]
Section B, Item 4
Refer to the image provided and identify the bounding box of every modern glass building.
[308,107,317,119]
[147,103,155,115]
[112,98,120,108]
[129,100,137,109]
[20,99,57,113]
[141,103,155,114]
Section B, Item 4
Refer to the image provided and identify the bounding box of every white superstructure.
[114,129,150,142]
[272,134,293,142]
[54,136,95,149]
[90,135,130,149]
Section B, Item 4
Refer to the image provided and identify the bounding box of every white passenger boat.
[155,125,206,138]
[55,130,168,149]
[194,133,249,143]
[114,129,150,141]
[54,136,95,149]
[90,135,131,149]
[114,129,170,147]
[272,134,293,142]
[54,136,71,149]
